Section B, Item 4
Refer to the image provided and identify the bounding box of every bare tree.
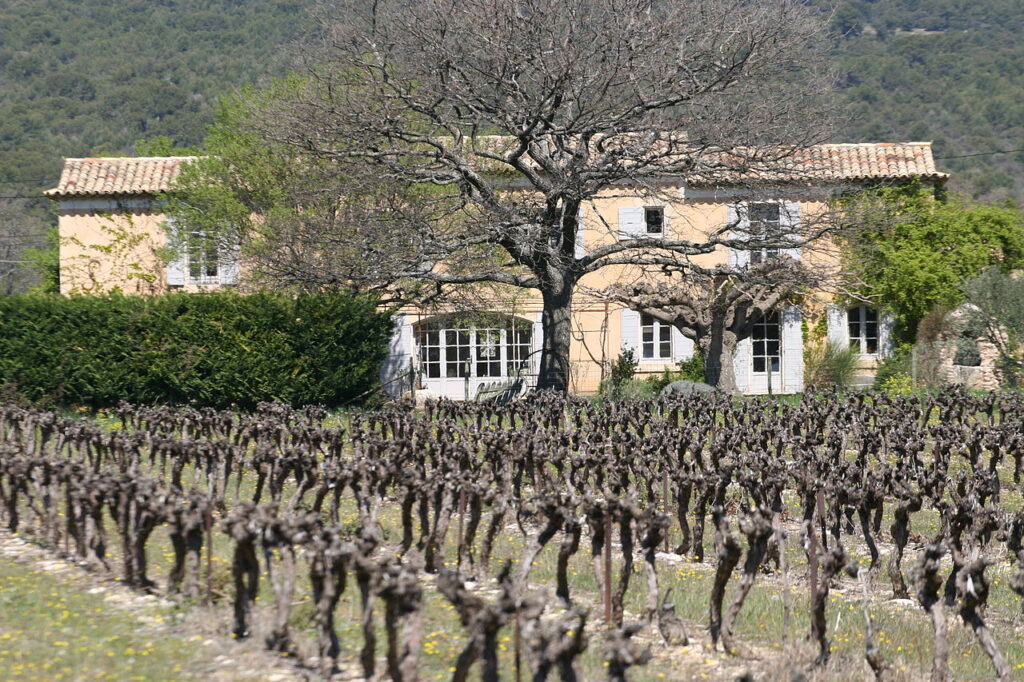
[600,257,830,393]
[236,0,834,391]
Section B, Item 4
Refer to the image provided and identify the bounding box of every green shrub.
[804,342,860,389]
[0,292,392,409]
[597,378,656,401]
[643,351,707,392]
[872,344,912,391]
[879,371,915,396]
[610,348,638,386]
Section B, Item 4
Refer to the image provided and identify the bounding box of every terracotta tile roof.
[45,143,945,198]
[45,156,197,197]
[711,142,948,185]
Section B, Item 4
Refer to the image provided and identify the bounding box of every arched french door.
[415,313,535,399]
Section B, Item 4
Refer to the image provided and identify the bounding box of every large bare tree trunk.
[701,320,739,394]
[537,277,574,392]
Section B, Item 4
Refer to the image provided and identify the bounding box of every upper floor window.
[848,306,878,355]
[186,231,220,284]
[748,203,781,264]
[640,313,672,360]
[644,207,664,236]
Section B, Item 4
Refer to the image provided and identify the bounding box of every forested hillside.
[1,0,1023,291]
[0,0,312,292]
[829,0,1024,201]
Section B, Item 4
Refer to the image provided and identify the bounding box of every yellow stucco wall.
[57,189,844,395]
[58,203,169,295]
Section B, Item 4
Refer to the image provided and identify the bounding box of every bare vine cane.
[857,567,891,681]
[956,552,1011,681]
[604,624,652,682]
[708,506,741,648]
[524,607,589,682]
[720,508,773,655]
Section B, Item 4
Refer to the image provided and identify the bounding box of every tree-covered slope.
[0,0,311,187]
[2,0,1024,293]
[830,0,1024,201]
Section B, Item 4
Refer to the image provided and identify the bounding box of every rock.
[661,380,716,396]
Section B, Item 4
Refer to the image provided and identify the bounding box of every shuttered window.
[640,313,672,360]
[848,306,878,355]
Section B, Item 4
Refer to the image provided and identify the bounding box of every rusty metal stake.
[604,509,613,626]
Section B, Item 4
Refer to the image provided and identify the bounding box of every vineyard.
[2,391,1024,680]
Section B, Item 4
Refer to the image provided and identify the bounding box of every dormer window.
[644,207,664,236]
[748,203,781,264]
[186,231,220,284]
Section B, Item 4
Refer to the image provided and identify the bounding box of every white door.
[415,315,535,399]
[749,312,784,394]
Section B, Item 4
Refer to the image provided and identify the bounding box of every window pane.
[660,340,671,358]
[753,358,766,373]
[644,207,664,234]
[750,203,780,223]
[642,342,654,359]
[865,308,877,323]
[770,358,780,373]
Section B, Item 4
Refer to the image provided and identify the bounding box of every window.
[644,207,664,236]
[419,328,442,378]
[640,313,672,360]
[848,306,878,355]
[748,203,781,264]
[445,329,472,377]
[186,230,220,284]
[752,312,781,373]
[416,315,534,381]
[507,322,532,374]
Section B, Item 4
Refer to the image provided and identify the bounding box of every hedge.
[0,292,393,409]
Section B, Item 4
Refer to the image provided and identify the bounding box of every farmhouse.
[46,144,948,398]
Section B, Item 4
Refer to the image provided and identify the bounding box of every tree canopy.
[840,185,1024,337]
[170,0,834,392]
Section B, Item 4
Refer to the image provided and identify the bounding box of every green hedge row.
[0,292,393,409]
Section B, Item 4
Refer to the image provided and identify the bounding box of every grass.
[0,556,223,681]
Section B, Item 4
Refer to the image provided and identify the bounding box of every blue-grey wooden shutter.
[165,218,186,286]
[618,207,645,241]
[879,310,896,358]
[826,305,848,349]
[218,237,240,285]
[733,337,751,394]
[532,312,544,381]
[575,205,586,258]
[380,314,415,397]
[620,308,640,356]
[671,326,694,362]
[781,305,804,393]
[727,204,749,268]
[781,201,801,260]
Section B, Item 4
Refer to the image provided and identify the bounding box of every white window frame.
[848,306,879,356]
[640,313,673,361]
[416,316,533,380]
[746,202,782,265]
[751,311,781,375]
[643,206,665,237]
[184,229,221,286]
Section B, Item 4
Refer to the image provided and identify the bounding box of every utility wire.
[935,148,1024,160]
